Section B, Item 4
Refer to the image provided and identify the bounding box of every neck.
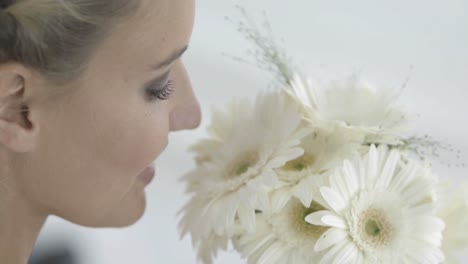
[0,171,47,264]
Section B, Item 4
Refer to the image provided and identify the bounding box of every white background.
[33,0,468,263]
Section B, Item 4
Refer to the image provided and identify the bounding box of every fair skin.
[0,0,200,263]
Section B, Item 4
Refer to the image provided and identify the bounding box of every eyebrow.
[150,45,189,70]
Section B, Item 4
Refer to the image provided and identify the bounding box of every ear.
[0,63,39,153]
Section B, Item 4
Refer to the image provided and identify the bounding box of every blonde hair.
[0,0,139,89]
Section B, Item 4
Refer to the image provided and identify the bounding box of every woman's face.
[14,0,200,227]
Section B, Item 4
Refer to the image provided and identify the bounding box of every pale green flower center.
[365,220,381,236]
[290,200,328,240]
[357,208,393,248]
[225,151,259,178]
[269,199,329,247]
[282,153,316,171]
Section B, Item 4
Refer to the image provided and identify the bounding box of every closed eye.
[146,79,175,101]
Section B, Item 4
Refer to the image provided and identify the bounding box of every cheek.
[29,87,169,220]
[74,81,170,176]
[108,111,169,173]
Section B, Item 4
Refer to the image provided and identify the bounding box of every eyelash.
[146,79,175,101]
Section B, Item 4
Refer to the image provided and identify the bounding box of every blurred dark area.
[28,243,79,264]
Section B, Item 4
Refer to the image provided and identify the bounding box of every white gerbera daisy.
[284,73,408,145]
[232,198,328,264]
[278,126,359,180]
[269,126,360,212]
[179,90,311,245]
[195,233,229,264]
[188,96,255,167]
[305,144,445,264]
[177,195,234,264]
[438,182,468,264]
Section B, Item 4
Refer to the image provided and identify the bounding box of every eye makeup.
[144,71,175,101]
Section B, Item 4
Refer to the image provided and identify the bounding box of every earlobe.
[0,118,37,153]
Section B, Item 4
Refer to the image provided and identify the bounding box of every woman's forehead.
[84,0,194,77]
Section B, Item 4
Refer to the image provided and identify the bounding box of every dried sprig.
[224,5,297,87]
[401,135,465,168]
[224,5,464,169]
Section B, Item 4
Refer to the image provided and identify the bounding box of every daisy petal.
[319,240,349,264]
[320,186,346,212]
[270,189,291,212]
[315,228,349,251]
[366,144,378,183]
[376,149,400,189]
[304,210,335,226]
[330,171,351,202]
[332,241,359,264]
[342,160,359,197]
[322,215,347,229]
[257,241,286,264]
[238,204,256,233]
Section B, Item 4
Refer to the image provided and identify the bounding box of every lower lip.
[137,166,155,185]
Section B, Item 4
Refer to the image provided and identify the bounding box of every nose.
[169,61,202,131]
[169,100,201,131]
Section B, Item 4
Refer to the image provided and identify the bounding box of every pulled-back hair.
[0,0,140,88]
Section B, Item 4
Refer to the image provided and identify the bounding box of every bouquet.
[178,7,467,264]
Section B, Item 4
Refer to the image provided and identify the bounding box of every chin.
[100,213,145,228]
[71,191,148,228]
[98,197,147,228]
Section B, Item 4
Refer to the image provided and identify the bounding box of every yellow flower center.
[225,151,259,178]
[282,153,316,171]
[290,200,328,240]
[268,199,329,248]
